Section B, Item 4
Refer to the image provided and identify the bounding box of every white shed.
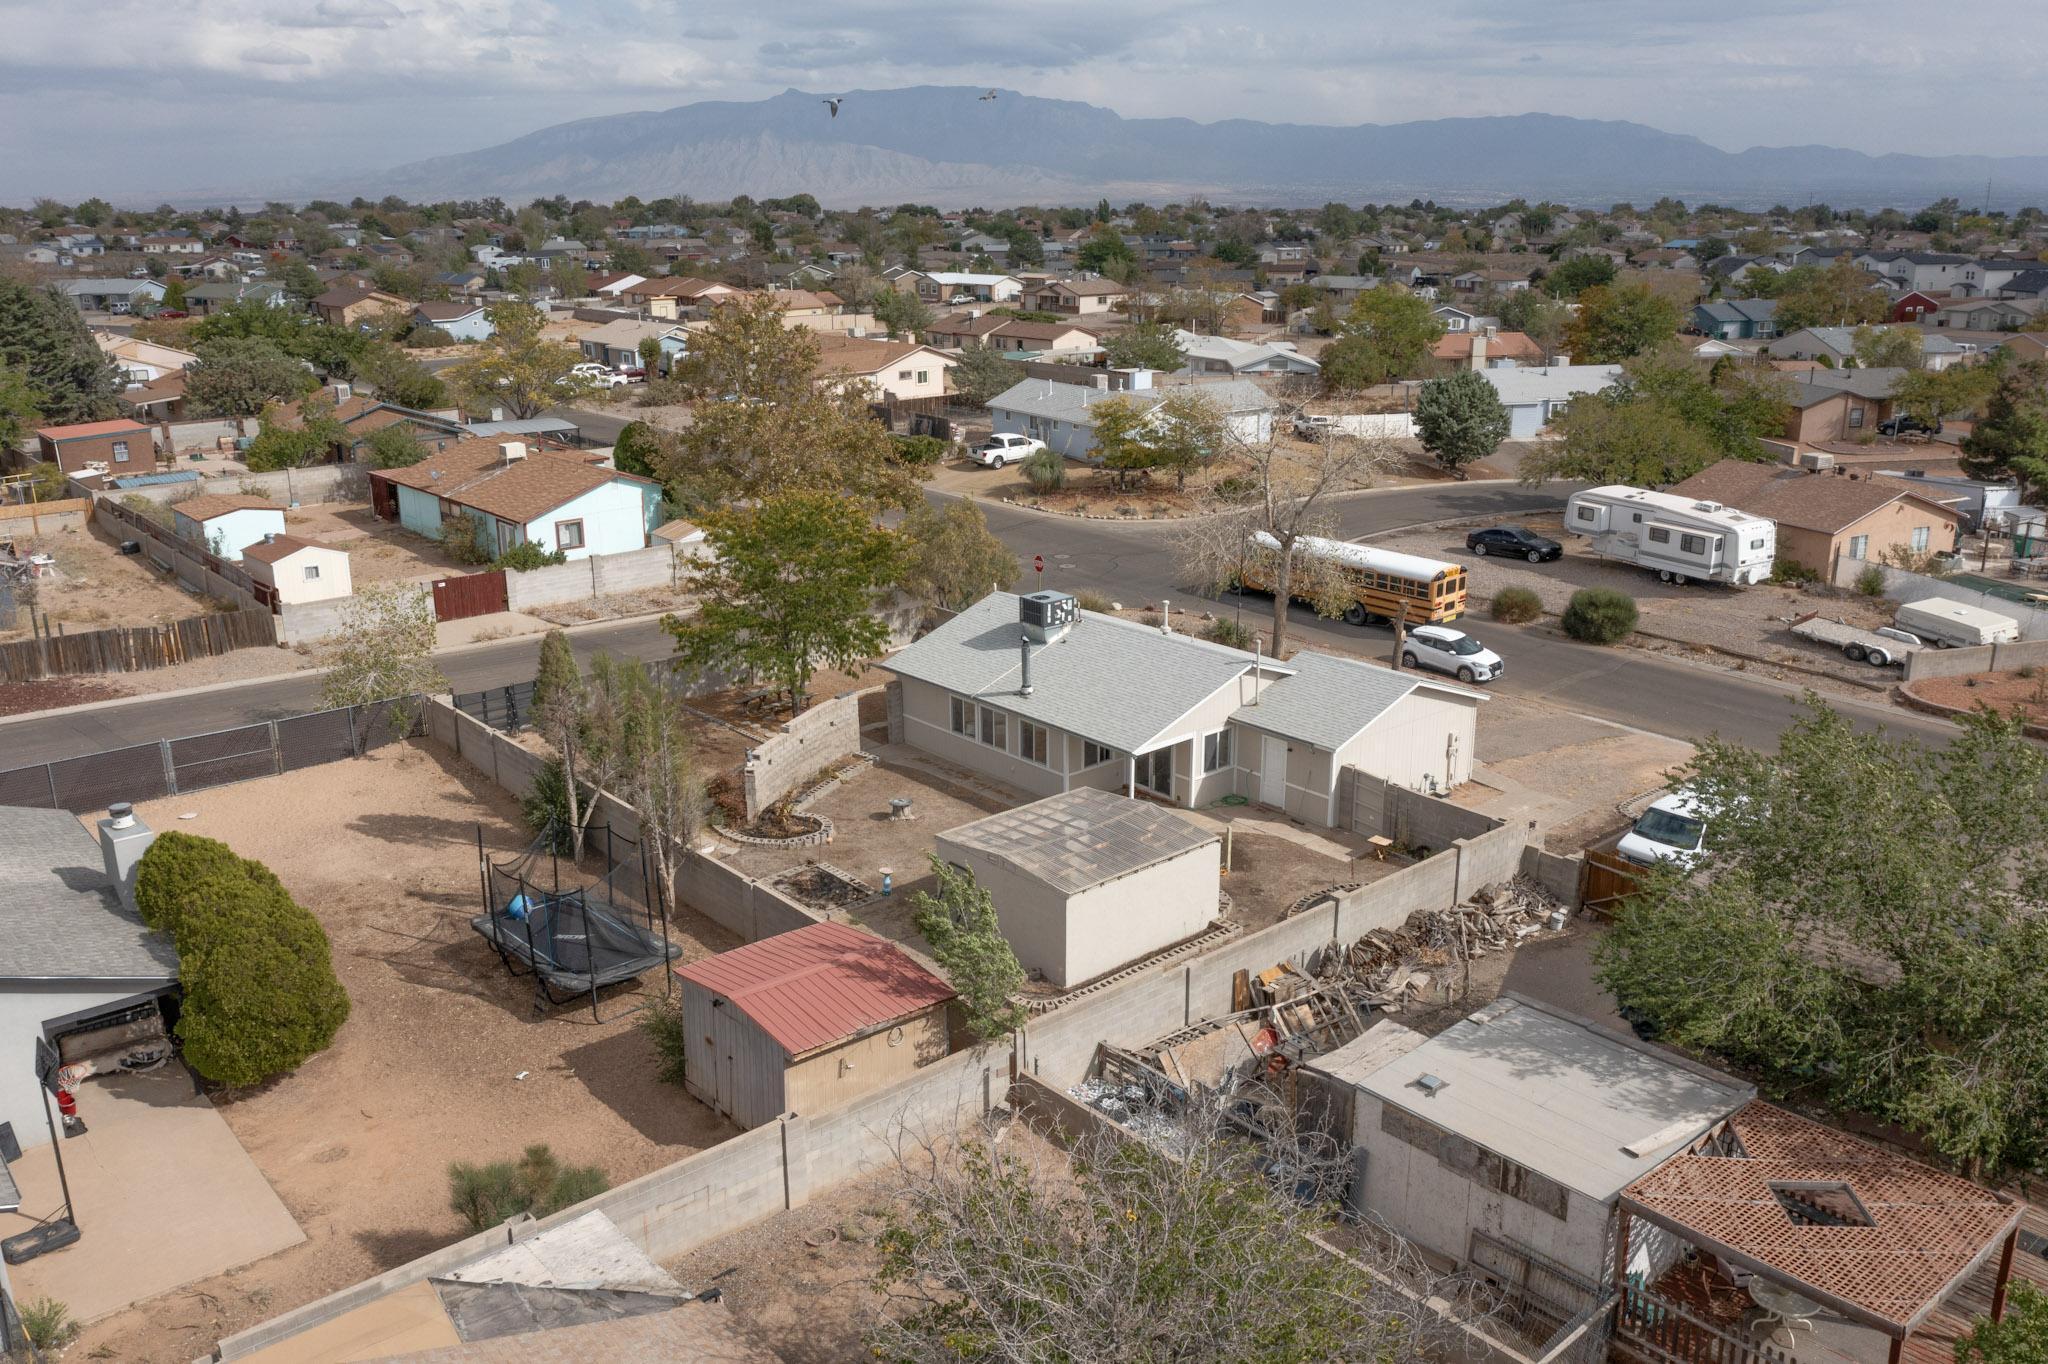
[934,788,1221,990]
[239,534,352,605]
[170,494,288,562]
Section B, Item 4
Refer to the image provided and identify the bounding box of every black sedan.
[1466,525,1562,562]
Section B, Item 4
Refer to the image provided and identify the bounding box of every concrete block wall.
[1904,637,2048,680]
[1519,845,1583,909]
[1832,558,2048,641]
[743,688,867,820]
[1454,820,1540,902]
[1386,784,1506,853]
[274,593,360,646]
[885,680,905,744]
[503,545,681,611]
[0,499,90,535]
[112,458,362,505]
[436,699,547,800]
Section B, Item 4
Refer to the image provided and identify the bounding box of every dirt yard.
[1,519,225,642]
[280,501,473,584]
[1910,670,2048,726]
[71,741,743,1363]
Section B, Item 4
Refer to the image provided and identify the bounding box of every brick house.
[35,419,155,475]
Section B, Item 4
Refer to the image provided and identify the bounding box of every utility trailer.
[1789,612,1925,668]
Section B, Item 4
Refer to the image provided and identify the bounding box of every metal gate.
[432,570,508,622]
[1580,844,1644,916]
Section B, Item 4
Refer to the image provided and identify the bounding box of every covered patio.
[1612,1102,2038,1364]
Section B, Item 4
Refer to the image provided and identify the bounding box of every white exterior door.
[1259,736,1287,808]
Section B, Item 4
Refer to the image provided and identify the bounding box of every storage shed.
[673,923,953,1130]
[170,494,287,562]
[934,787,1221,990]
[240,534,352,605]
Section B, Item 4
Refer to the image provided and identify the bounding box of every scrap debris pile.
[1067,876,1569,1139]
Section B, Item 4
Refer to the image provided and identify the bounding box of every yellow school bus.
[1242,532,1468,626]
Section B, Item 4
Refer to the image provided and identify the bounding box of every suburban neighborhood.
[0,16,2046,1364]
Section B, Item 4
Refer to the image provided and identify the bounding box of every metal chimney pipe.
[1160,599,1171,634]
[1019,633,1033,697]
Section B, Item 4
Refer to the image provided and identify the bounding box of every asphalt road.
[0,481,1956,767]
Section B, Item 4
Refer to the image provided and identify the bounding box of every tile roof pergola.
[1617,1102,2023,1357]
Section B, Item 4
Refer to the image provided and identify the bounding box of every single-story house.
[925,314,1100,355]
[309,287,409,329]
[878,591,1484,827]
[617,276,739,319]
[1312,275,1380,306]
[172,494,287,561]
[987,374,1277,460]
[935,788,1221,989]
[96,333,197,384]
[182,281,288,316]
[1477,365,1623,439]
[35,418,154,475]
[900,271,1022,305]
[1691,298,1780,340]
[1450,268,1532,294]
[0,806,181,1151]
[1926,296,2041,331]
[268,388,467,461]
[1430,329,1546,370]
[1020,278,1130,315]
[1172,331,1321,376]
[57,279,166,314]
[1668,460,1964,578]
[674,922,953,1130]
[811,335,955,401]
[120,372,188,421]
[1769,325,1970,371]
[239,534,353,606]
[578,318,689,373]
[1432,305,1499,334]
[1778,368,1906,444]
[371,438,661,561]
[411,301,493,342]
[1303,994,1750,1285]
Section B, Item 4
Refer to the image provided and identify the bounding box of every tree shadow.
[355,1225,468,1271]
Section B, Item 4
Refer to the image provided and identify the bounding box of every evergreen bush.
[1490,587,1543,623]
[174,872,349,1087]
[1561,587,1638,644]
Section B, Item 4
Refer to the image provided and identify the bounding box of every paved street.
[0,482,1957,768]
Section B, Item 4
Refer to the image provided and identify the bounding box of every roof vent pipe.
[1019,634,1033,697]
[1160,599,1171,634]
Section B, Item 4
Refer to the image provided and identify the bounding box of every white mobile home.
[1564,485,1776,585]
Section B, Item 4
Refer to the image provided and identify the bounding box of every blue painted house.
[370,437,661,560]
[412,301,495,342]
[1692,299,1780,341]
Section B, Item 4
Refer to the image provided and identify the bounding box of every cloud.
[684,24,738,40]
[238,42,313,65]
[1519,53,1542,63]
[278,0,403,29]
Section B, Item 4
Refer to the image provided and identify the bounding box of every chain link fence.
[0,696,424,815]
[453,680,536,734]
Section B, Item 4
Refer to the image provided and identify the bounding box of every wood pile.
[1314,875,1567,1012]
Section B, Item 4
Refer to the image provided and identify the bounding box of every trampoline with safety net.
[471,823,678,1019]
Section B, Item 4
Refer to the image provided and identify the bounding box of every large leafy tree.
[1893,361,1998,433]
[1596,701,2048,1176]
[950,343,1025,406]
[193,299,364,375]
[1102,321,1187,372]
[897,499,1019,612]
[1075,228,1136,276]
[1319,286,1443,391]
[1955,1282,2048,1364]
[447,301,597,418]
[666,491,902,713]
[872,287,934,340]
[1542,253,1618,298]
[0,277,119,424]
[1413,369,1511,477]
[1773,262,1889,330]
[655,293,914,512]
[1565,282,1681,363]
[909,858,1025,1040]
[186,336,317,417]
[350,339,447,409]
[1521,348,1787,485]
[1959,359,2048,499]
[1850,324,1922,370]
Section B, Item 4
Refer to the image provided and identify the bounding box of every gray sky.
[3,0,2042,203]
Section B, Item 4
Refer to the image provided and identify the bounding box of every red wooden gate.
[431,570,508,622]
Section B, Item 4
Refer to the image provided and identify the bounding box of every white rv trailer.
[1563,485,1776,586]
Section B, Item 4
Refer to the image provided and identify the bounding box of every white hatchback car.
[1400,625,1504,684]
[970,433,1046,468]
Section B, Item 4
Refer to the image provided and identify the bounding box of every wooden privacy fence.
[0,608,276,683]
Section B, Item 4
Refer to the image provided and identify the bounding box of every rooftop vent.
[1019,590,1076,645]
[1414,1073,1448,1097]
[499,440,527,465]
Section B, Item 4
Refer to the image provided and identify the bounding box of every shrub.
[1074,590,1114,614]
[175,873,349,1087]
[405,325,455,348]
[1767,559,1820,586]
[889,434,947,470]
[522,758,595,855]
[1561,587,1638,644]
[1205,617,1256,649]
[134,831,245,934]
[449,1144,610,1232]
[641,995,687,1086]
[1022,446,1065,492]
[1855,565,1887,597]
[1490,587,1543,623]
[493,540,568,572]
[18,1298,76,1351]
[442,515,496,566]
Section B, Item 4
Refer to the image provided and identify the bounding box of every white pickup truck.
[1789,612,1925,668]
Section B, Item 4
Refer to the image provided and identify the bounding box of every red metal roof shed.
[674,922,953,1059]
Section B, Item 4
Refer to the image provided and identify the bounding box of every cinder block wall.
[743,688,868,819]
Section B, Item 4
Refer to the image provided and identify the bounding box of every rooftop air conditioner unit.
[1019,590,1077,645]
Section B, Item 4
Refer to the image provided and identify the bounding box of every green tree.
[350,339,448,409]
[194,300,365,375]
[160,277,188,311]
[0,278,120,424]
[1850,324,1922,370]
[1102,322,1187,372]
[1413,369,1511,477]
[1319,287,1443,391]
[1895,363,1998,432]
[1087,396,1158,491]
[1595,702,2048,1175]
[897,500,1018,611]
[1954,1282,2048,1364]
[666,492,902,713]
[1144,388,1227,490]
[909,858,1024,1041]
[531,627,580,719]
[872,287,934,340]
[447,301,597,418]
[0,367,40,452]
[1959,359,2048,499]
[362,422,425,468]
[610,419,662,478]
[1566,283,1681,363]
[950,343,1025,406]
[282,260,322,303]
[185,336,315,417]
[1543,254,1618,298]
[1496,289,1570,355]
[1522,350,1787,486]
[1076,228,1136,275]
[317,584,446,739]
[1774,262,1888,330]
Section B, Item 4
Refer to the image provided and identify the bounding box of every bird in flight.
[979,90,998,101]
[822,97,843,118]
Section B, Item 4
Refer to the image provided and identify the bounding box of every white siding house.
[170,495,288,562]
[239,535,353,605]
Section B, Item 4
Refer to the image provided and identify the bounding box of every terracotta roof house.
[269,388,466,460]
[810,334,955,401]
[370,437,660,561]
[674,922,954,1129]
[924,313,1100,355]
[1430,329,1547,369]
[1667,460,1963,578]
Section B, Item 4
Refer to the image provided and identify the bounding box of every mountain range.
[370,87,2048,210]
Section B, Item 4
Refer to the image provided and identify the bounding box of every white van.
[1893,597,2020,649]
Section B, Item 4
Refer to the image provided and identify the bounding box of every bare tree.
[619,680,708,920]
[870,1087,1492,1363]
[1176,405,1398,656]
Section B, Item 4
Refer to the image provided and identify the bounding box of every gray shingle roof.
[879,593,1275,753]
[1786,367,1907,402]
[1229,650,1430,751]
[987,377,1276,429]
[1696,299,1778,324]
[939,787,1217,895]
[0,808,179,982]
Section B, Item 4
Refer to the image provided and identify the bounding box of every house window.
[556,519,585,551]
[1680,533,1706,555]
[1019,721,1049,765]
[950,697,974,736]
[1847,535,1870,560]
[111,440,130,462]
[302,565,320,581]
[1911,526,1931,553]
[1136,746,1173,797]
[1848,406,1865,429]
[1082,741,1115,768]
[978,707,1007,750]
[1203,730,1233,773]
[916,370,929,384]
[1648,527,1671,544]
